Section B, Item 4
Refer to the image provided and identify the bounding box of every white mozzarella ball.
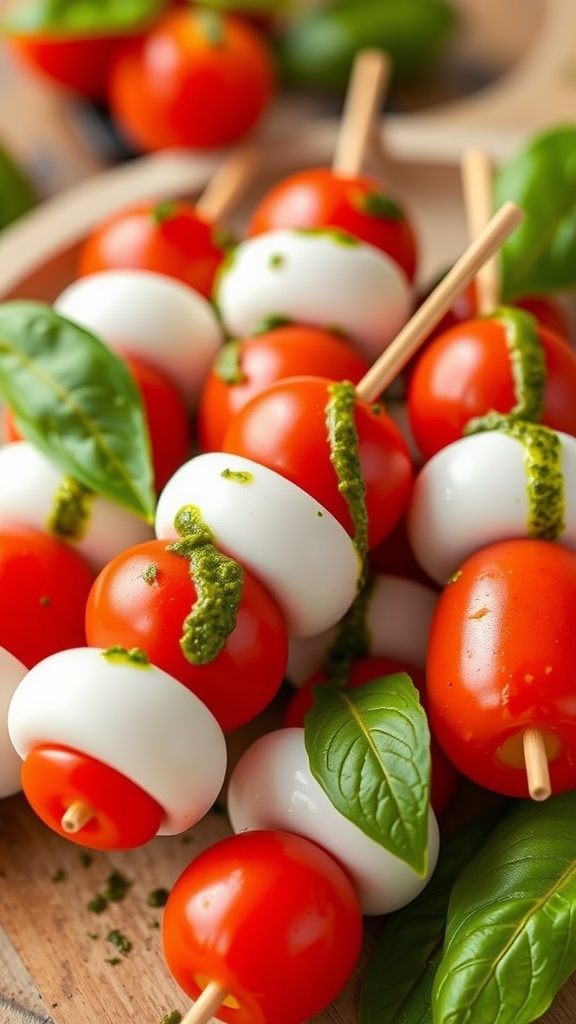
[287,572,438,685]
[214,229,412,362]
[407,430,576,586]
[54,269,223,409]
[0,441,152,572]
[155,451,361,639]
[227,727,439,915]
[8,647,227,835]
[0,646,27,798]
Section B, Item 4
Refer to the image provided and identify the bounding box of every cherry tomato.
[222,375,414,551]
[85,538,288,732]
[7,33,135,101]
[0,525,94,667]
[21,744,164,850]
[284,655,459,816]
[248,167,418,282]
[426,538,576,798]
[107,8,276,151]
[76,199,231,300]
[197,325,370,453]
[407,314,576,461]
[162,829,363,1024]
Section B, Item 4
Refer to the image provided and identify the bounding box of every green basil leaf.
[1,0,168,36]
[0,148,35,232]
[0,301,156,523]
[304,673,430,875]
[494,124,576,299]
[359,801,510,1024]
[433,790,576,1024]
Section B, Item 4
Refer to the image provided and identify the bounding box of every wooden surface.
[1,2,576,1021]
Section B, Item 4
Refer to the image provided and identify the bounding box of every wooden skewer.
[355,200,524,403]
[61,800,94,833]
[195,142,260,224]
[460,146,501,315]
[523,728,552,802]
[331,48,391,179]
[180,980,228,1024]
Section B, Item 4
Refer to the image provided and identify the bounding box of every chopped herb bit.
[181,834,193,845]
[104,869,133,903]
[39,595,51,606]
[102,646,150,668]
[79,852,94,868]
[142,563,159,584]
[160,1012,183,1024]
[87,894,108,915]
[86,931,99,940]
[151,919,160,929]
[269,252,285,269]
[106,929,132,956]
[51,868,66,883]
[105,957,122,966]
[147,887,170,908]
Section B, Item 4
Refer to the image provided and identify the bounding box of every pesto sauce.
[167,504,244,666]
[213,340,246,385]
[102,646,151,668]
[325,380,369,570]
[47,475,93,540]
[295,226,359,246]
[323,575,375,688]
[355,190,403,221]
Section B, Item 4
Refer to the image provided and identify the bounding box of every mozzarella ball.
[407,429,576,585]
[155,451,361,638]
[54,268,223,408]
[227,727,439,915]
[287,572,438,686]
[8,647,227,835]
[214,229,412,362]
[0,441,152,572]
[0,646,27,798]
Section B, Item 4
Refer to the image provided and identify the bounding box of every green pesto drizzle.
[464,306,546,434]
[354,190,403,221]
[167,504,244,666]
[102,646,151,668]
[469,414,565,540]
[151,201,176,226]
[47,475,93,540]
[142,563,158,585]
[323,575,375,688]
[221,468,254,484]
[213,340,247,385]
[295,226,359,246]
[325,380,368,570]
[251,313,293,335]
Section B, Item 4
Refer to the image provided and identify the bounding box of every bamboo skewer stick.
[460,146,501,314]
[523,728,552,802]
[355,200,524,403]
[331,48,391,178]
[195,142,260,224]
[61,800,94,834]
[180,980,229,1024]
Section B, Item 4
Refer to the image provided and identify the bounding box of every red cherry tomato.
[85,538,288,732]
[162,829,363,1024]
[284,655,460,816]
[76,199,230,300]
[426,538,576,798]
[248,167,418,282]
[407,315,576,461]
[7,32,133,101]
[0,526,94,667]
[222,375,414,551]
[21,744,164,850]
[197,325,370,453]
[107,8,276,151]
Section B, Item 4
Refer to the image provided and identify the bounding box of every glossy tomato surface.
[162,829,363,1024]
[124,354,191,491]
[222,375,414,550]
[85,538,288,731]
[8,33,132,100]
[197,325,370,453]
[21,744,164,850]
[407,316,576,461]
[76,199,230,299]
[427,538,576,797]
[248,167,418,281]
[107,8,276,150]
[0,526,93,667]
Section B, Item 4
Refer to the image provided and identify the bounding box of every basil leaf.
[0,148,35,232]
[304,673,430,875]
[1,0,167,36]
[359,801,510,1024]
[494,125,576,299]
[0,301,155,523]
[433,790,576,1024]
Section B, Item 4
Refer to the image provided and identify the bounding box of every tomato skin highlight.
[21,744,164,850]
[76,199,228,300]
[8,33,132,100]
[248,167,418,282]
[197,325,370,453]
[162,829,363,1024]
[407,318,576,461]
[85,538,288,732]
[426,539,576,798]
[0,526,93,667]
[107,9,276,150]
[222,375,414,550]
